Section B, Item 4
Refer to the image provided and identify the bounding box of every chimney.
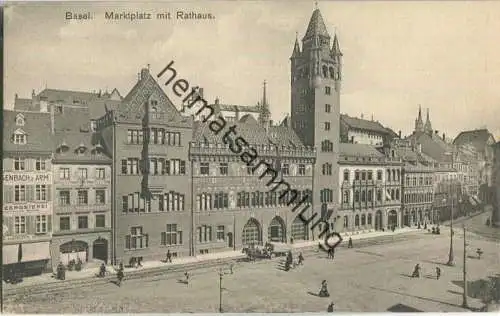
[32,89,35,97]
[15,93,18,100]
[398,130,402,138]
[50,104,55,135]
[442,133,446,141]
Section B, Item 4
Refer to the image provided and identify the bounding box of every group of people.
[411,264,441,280]
[284,251,304,271]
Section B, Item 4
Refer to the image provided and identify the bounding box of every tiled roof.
[339,143,385,158]
[13,98,35,111]
[340,114,391,135]
[3,110,53,153]
[53,107,91,133]
[53,130,111,162]
[37,88,99,104]
[216,104,260,113]
[192,115,306,148]
[303,9,330,39]
[406,131,453,162]
[453,129,495,153]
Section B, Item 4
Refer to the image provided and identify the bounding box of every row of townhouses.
[2,8,496,279]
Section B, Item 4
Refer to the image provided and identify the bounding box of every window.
[354,190,360,203]
[78,168,88,179]
[368,171,373,181]
[325,104,331,113]
[35,158,46,171]
[321,140,333,152]
[160,192,185,211]
[14,185,26,202]
[13,132,27,144]
[166,131,181,146]
[324,122,331,131]
[197,225,212,243]
[377,190,382,202]
[15,114,25,126]
[60,217,70,231]
[95,215,105,228]
[217,225,225,241]
[77,216,88,229]
[361,171,366,181]
[36,215,47,233]
[161,224,183,245]
[197,193,213,211]
[200,162,210,175]
[78,190,88,205]
[320,189,333,203]
[325,86,331,95]
[282,164,290,176]
[35,185,47,201]
[122,158,140,175]
[298,164,305,175]
[14,158,25,171]
[60,168,70,179]
[341,170,348,181]
[367,190,373,202]
[377,170,383,181]
[127,129,143,144]
[355,171,360,181]
[14,216,27,233]
[95,189,106,204]
[126,226,148,250]
[214,192,229,209]
[96,168,105,179]
[343,216,348,228]
[322,163,332,175]
[342,191,350,203]
[219,163,228,175]
[58,190,70,205]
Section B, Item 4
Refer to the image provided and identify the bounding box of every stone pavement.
[2,227,419,290]
[4,231,498,313]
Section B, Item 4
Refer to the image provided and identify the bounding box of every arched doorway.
[268,216,286,242]
[242,218,262,246]
[404,210,410,227]
[92,238,108,263]
[375,210,383,231]
[59,240,88,264]
[291,216,307,241]
[388,210,398,229]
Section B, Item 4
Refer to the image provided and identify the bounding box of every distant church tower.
[414,105,424,133]
[258,80,271,126]
[424,108,433,135]
[290,7,342,236]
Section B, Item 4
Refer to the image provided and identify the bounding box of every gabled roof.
[37,88,99,104]
[340,114,391,135]
[53,107,91,133]
[116,68,183,123]
[406,131,453,162]
[339,143,385,158]
[215,104,260,113]
[453,129,495,153]
[303,9,330,40]
[3,110,53,153]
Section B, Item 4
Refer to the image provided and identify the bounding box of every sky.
[4,1,500,140]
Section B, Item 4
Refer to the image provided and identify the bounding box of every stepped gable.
[453,129,495,152]
[339,143,385,158]
[116,68,184,124]
[3,110,53,153]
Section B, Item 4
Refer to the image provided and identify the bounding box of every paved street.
[4,230,499,313]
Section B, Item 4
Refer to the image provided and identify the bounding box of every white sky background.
[4,1,500,139]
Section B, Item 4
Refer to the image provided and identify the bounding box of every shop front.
[2,241,51,282]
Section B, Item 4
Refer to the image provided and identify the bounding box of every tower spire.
[258,80,271,127]
[415,105,424,133]
[424,108,433,134]
[291,32,301,58]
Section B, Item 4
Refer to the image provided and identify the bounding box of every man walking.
[436,267,441,280]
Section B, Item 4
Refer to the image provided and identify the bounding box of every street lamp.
[218,268,224,313]
[462,224,469,309]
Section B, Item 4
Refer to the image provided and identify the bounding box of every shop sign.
[3,202,49,212]
[3,172,52,184]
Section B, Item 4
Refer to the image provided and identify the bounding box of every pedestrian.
[298,252,304,265]
[184,271,190,284]
[229,263,234,274]
[411,264,420,278]
[166,250,172,263]
[436,267,441,280]
[348,237,353,249]
[330,247,335,260]
[116,264,124,287]
[319,280,330,297]
[99,263,106,278]
[327,302,334,312]
[290,237,294,244]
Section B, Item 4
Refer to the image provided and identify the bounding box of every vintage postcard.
[2,0,500,313]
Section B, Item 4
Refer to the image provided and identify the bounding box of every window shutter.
[47,215,52,233]
[26,185,34,201]
[145,234,149,247]
[161,232,166,245]
[4,185,13,203]
[180,161,186,175]
[125,235,131,249]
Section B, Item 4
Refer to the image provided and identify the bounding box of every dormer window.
[90,120,97,132]
[92,143,103,155]
[15,113,25,126]
[13,129,27,145]
[57,141,69,154]
[76,143,87,155]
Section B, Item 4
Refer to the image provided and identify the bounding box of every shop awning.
[2,244,20,265]
[22,241,50,262]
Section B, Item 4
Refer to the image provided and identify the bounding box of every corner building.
[290,9,342,236]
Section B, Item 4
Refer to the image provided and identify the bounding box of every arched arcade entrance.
[375,210,383,231]
[59,240,88,264]
[242,218,262,246]
[268,216,286,243]
[291,216,308,241]
[388,210,398,229]
[92,238,108,264]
